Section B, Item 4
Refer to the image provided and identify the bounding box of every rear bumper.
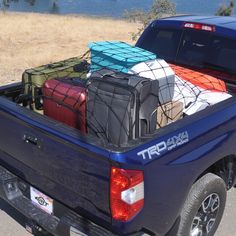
[0,165,148,236]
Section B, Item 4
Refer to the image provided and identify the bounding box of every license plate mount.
[30,186,53,215]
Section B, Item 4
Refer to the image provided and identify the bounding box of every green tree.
[216,0,235,16]
[124,0,176,40]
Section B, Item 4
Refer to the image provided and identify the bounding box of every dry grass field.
[0,12,140,84]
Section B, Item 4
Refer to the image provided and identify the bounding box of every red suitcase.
[42,78,87,133]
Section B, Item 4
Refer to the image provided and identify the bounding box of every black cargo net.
[19,41,231,147]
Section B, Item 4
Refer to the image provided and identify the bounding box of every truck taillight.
[110,167,144,222]
[183,22,215,32]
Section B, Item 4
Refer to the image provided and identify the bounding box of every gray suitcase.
[87,69,159,147]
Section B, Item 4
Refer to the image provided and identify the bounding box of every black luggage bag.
[87,69,159,147]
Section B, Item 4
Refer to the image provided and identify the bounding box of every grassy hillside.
[0,12,140,84]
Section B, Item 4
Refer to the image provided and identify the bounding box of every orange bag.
[169,64,226,92]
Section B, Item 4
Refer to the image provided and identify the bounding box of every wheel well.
[197,155,236,190]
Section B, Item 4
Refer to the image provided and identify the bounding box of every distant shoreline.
[0,10,128,21]
[1,0,235,18]
[0,12,140,85]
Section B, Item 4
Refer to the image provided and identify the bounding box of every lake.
[0,0,235,17]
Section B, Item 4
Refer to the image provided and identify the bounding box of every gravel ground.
[0,189,236,236]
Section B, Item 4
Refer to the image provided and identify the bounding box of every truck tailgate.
[0,97,111,225]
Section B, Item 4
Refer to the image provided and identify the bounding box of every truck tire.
[177,173,227,236]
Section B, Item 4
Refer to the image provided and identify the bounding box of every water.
[0,0,235,18]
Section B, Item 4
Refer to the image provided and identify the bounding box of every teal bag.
[88,41,156,73]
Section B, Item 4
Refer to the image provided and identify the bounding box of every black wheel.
[177,173,227,236]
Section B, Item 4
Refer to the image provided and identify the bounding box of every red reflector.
[183,22,215,32]
[110,167,144,222]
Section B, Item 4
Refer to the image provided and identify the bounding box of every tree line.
[125,0,235,40]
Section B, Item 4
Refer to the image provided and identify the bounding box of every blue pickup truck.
[1,15,236,236]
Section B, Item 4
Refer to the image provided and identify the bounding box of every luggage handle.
[101,73,134,86]
[101,73,116,79]
[46,63,64,69]
[101,73,149,87]
[102,73,127,80]
[73,60,90,72]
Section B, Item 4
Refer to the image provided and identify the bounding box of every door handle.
[23,134,42,149]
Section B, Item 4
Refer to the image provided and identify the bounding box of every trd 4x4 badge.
[137,131,189,160]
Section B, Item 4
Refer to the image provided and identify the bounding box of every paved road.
[0,189,236,236]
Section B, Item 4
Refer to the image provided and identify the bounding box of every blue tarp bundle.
[88,41,156,73]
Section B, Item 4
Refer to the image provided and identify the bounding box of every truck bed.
[0,83,112,233]
[1,82,236,235]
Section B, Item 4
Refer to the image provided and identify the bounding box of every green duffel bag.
[22,57,90,112]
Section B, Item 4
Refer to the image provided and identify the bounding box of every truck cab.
[136,15,236,92]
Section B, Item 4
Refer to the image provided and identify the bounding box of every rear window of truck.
[138,27,236,74]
